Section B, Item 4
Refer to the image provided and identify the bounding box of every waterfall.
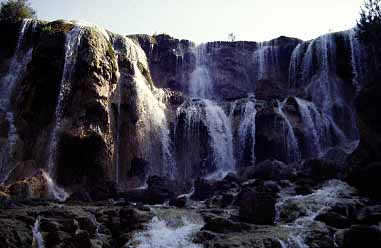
[32,216,45,248]
[237,96,257,166]
[294,97,326,157]
[125,208,203,248]
[189,44,214,99]
[176,99,235,179]
[276,100,300,163]
[113,37,175,180]
[288,31,358,150]
[0,19,34,182]
[43,26,84,200]
[134,61,175,178]
[346,29,368,93]
[46,26,84,173]
[41,170,68,201]
[253,42,281,81]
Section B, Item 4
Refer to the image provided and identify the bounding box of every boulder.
[338,226,381,248]
[191,178,214,201]
[239,159,292,181]
[238,189,276,224]
[169,196,187,208]
[300,158,343,182]
[315,211,352,229]
[348,162,381,202]
[357,205,381,225]
[202,213,251,233]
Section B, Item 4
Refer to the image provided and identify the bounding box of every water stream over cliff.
[0,19,34,182]
[0,20,370,193]
[113,36,175,183]
[32,216,45,248]
[46,26,84,174]
[277,99,301,163]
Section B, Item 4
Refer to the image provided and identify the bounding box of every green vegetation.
[107,42,116,60]
[137,61,154,88]
[0,0,36,22]
[41,21,74,35]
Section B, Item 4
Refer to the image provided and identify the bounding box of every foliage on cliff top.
[0,0,36,22]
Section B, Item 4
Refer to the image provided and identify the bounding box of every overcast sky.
[28,0,364,42]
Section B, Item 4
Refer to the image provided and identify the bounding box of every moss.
[41,21,74,35]
[137,61,154,88]
[107,41,116,60]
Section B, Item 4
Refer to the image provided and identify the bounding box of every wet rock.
[146,175,185,204]
[67,190,92,202]
[202,213,251,233]
[169,195,187,208]
[239,190,276,224]
[75,230,92,248]
[315,211,352,229]
[240,159,292,181]
[300,158,343,182]
[357,205,381,225]
[338,225,381,248]
[348,162,381,202]
[192,178,214,201]
[0,212,33,248]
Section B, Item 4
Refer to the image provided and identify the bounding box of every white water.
[346,29,368,94]
[276,180,357,248]
[189,44,214,99]
[203,99,235,178]
[276,100,300,163]
[177,99,235,179]
[237,96,257,166]
[113,37,175,180]
[0,19,34,182]
[295,97,322,156]
[43,26,84,200]
[32,216,45,248]
[125,208,203,248]
[288,31,360,152]
[46,26,84,174]
[253,41,282,81]
[42,170,69,202]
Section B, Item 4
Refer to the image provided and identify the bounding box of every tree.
[228,33,236,42]
[357,0,381,69]
[0,0,36,22]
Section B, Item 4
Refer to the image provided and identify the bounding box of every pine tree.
[357,0,381,70]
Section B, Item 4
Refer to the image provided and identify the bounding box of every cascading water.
[125,208,203,248]
[32,216,45,248]
[345,29,369,93]
[237,96,257,166]
[0,19,34,182]
[276,100,300,163]
[253,42,282,81]
[294,97,330,157]
[188,44,214,99]
[44,26,84,200]
[288,30,360,152]
[176,42,236,179]
[176,99,235,179]
[275,180,357,248]
[113,37,175,181]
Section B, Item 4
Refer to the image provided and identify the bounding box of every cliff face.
[0,19,371,194]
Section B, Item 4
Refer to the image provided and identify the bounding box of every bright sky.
[28,0,364,42]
